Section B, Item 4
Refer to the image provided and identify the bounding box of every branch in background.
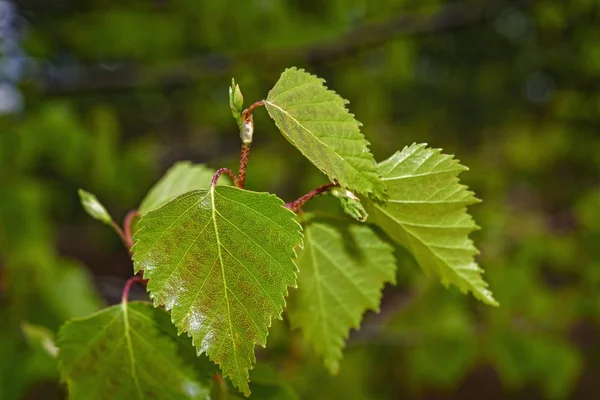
[41,2,503,94]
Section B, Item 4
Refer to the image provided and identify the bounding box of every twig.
[237,144,251,189]
[110,221,129,249]
[285,182,337,212]
[123,210,140,251]
[121,276,146,303]
[211,167,238,187]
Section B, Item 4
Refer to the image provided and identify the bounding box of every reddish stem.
[110,221,129,249]
[241,100,264,121]
[121,276,146,303]
[238,144,251,189]
[285,182,338,212]
[211,168,238,187]
[123,210,140,250]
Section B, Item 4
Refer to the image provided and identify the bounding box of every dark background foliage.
[1,0,599,398]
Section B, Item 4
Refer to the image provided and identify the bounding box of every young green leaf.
[264,67,386,200]
[366,143,498,306]
[329,187,368,222]
[287,220,396,373]
[229,78,244,128]
[57,301,212,400]
[139,162,230,214]
[132,186,303,395]
[21,322,58,358]
[78,189,112,224]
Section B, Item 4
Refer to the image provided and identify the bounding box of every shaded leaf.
[57,301,212,400]
[287,220,396,373]
[21,322,58,358]
[78,189,112,224]
[366,143,497,306]
[133,186,303,395]
[139,162,230,215]
[264,67,386,200]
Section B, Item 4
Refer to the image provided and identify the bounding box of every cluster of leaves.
[4,1,599,398]
[56,67,495,397]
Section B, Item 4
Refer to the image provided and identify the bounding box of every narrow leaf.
[133,186,303,395]
[139,162,230,214]
[287,220,396,373]
[264,67,386,200]
[366,143,497,306]
[57,301,212,400]
[78,189,112,224]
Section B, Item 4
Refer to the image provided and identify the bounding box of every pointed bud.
[229,78,244,127]
[78,189,113,225]
[328,188,368,222]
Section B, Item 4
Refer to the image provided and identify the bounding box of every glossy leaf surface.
[264,67,386,200]
[133,186,303,395]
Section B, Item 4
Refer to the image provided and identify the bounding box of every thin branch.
[121,276,146,303]
[123,210,140,251]
[110,221,129,249]
[241,101,264,121]
[237,144,251,189]
[42,2,504,94]
[211,167,238,187]
[285,182,337,212]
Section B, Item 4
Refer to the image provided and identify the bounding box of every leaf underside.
[366,143,497,306]
[57,301,211,400]
[287,220,396,373]
[132,186,303,395]
[264,67,386,200]
[139,162,229,215]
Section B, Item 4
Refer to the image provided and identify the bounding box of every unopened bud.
[229,78,244,126]
[328,188,368,222]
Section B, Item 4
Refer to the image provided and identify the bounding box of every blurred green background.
[1,0,599,399]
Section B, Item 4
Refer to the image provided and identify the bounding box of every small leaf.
[264,67,386,200]
[229,78,244,128]
[366,143,498,306]
[21,322,58,358]
[139,162,230,214]
[287,219,396,373]
[57,301,212,400]
[78,189,112,224]
[329,187,368,222]
[133,186,303,395]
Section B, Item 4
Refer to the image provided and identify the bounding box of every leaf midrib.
[209,186,241,383]
[264,100,371,187]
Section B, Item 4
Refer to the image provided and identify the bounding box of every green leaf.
[329,187,368,222]
[139,162,230,214]
[132,186,303,395]
[78,189,112,224]
[230,78,244,128]
[21,322,58,358]
[264,67,386,200]
[366,143,498,306]
[287,219,396,373]
[57,301,212,400]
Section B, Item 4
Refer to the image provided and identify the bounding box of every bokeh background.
[1,0,600,399]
